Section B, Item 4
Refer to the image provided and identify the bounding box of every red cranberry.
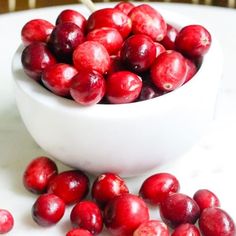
[199,208,235,236]
[106,71,142,104]
[151,50,187,91]
[66,228,93,236]
[23,156,58,194]
[106,55,125,77]
[160,193,200,228]
[160,24,178,50]
[87,27,123,55]
[128,4,167,41]
[70,70,106,105]
[154,42,166,57]
[47,170,89,205]
[42,63,78,97]
[114,1,135,15]
[139,173,180,205]
[56,9,87,33]
[70,200,103,235]
[21,19,54,46]
[175,25,212,58]
[134,220,170,236]
[0,209,14,234]
[21,42,56,81]
[184,58,197,83]
[86,8,132,39]
[92,173,129,208]
[32,193,65,226]
[193,189,220,213]
[172,223,200,236]
[73,41,110,74]
[120,34,156,73]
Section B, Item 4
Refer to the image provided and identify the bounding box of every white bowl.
[12,9,223,177]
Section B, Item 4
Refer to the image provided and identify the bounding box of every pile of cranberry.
[21,1,211,105]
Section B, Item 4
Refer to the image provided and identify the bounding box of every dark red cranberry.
[106,55,125,77]
[21,19,54,46]
[160,193,200,228]
[172,223,200,236]
[128,4,167,41]
[114,1,135,15]
[154,42,166,57]
[139,173,180,205]
[92,173,129,208]
[184,58,197,83]
[32,193,65,226]
[66,228,93,236]
[106,71,142,104]
[23,156,58,194]
[21,42,56,81]
[0,209,14,234]
[160,24,178,50]
[70,200,103,235]
[120,34,156,73]
[199,208,235,236]
[104,193,149,236]
[47,170,89,205]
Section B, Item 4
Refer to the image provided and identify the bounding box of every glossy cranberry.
[106,71,142,104]
[70,200,103,235]
[160,24,178,50]
[48,22,84,62]
[155,42,166,57]
[32,193,65,226]
[175,25,212,58]
[56,9,87,33]
[92,173,129,208]
[21,42,56,81]
[86,8,132,39]
[120,34,156,73]
[73,41,110,74]
[199,208,235,236]
[133,220,170,236]
[193,189,220,213]
[160,193,200,228]
[114,1,135,15]
[66,228,93,236]
[23,156,58,194]
[47,170,89,205]
[128,4,167,41]
[184,58,197,83]
[87,27,123,55]
[172,223,200,236]
[151,50,187,91]
[139,173,180,205]
[21,19,54,46]
[104,193,149,236]
[0,209,14,234]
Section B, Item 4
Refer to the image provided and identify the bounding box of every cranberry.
[21,19,54,46]
[21,42,56,81]
[66,228,93,236]
[114,1,135,15]
[154,42,166,57]
[133,220,170,236]
[139,173,180,205]
[23,156,58,194]
[104,193,149,236]
[87,27,123,55]
[48,22,84,62]
[138,82,163,101]
[120,34,156,73]
[175,25,212,58]
[160,24,178,50]
[160,193,200,228]
[151,50,187,92]
[86,8,132,39]
[106,71,142,104]
[70,200,103,235]
[199,208,236,236]
[0,209,14,234]
[193,189,220,213]
[172,223,200,236]
[47,170,89,205]
[32,193,65,226]
[73,41,110,74]
[92,172,129,208]
[106,55,125,77]
[184,58,197,83]
[56,9,87,33]
[128,4,167,41]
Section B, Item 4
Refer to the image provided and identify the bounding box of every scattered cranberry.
[70,200,103,235]
[32,193,65,226]
[139,172,180,205]
[66,228,93,236]
[160,24,178,50]
[104,193,149,236]
[0,209,14,234]
[154,42,166,57]
[47,170,89,205]
[172,223,200,236]
[114,1,135,15]
[23,156,58,194]
[184,58,197,83]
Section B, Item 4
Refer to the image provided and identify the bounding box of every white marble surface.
[0,2,236,235]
